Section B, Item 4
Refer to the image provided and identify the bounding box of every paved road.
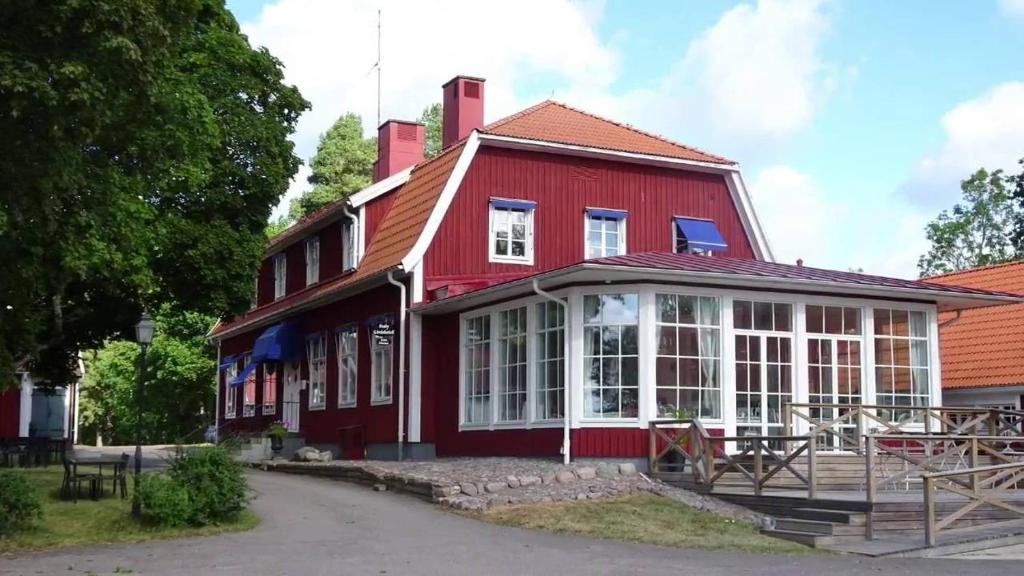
[1,471,1017,576]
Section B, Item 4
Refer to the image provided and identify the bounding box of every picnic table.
[63,453,129,501]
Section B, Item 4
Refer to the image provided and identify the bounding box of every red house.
[210,75,1019,462]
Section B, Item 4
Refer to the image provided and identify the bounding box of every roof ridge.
[925,259,1024,280]
[541,100,735,165]
[481,100,558,132]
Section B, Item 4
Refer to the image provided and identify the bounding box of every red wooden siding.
[363,191,396,244]
[424,146,756,284]
[218,282,404,446]
[0,387,19,439]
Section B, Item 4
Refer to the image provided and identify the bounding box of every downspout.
[342,205,360,263]
[215,342,221,442]
[387,270,407,460]
[939,309,962,328]
[533,279,571,465]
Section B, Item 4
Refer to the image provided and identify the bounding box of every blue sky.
[227,0,1024,278]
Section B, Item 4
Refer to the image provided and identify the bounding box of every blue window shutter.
[586,208,627,220]
[675,217,728,252]
[490,198,536,211]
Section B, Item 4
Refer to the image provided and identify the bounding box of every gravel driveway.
[0,470,1016,576]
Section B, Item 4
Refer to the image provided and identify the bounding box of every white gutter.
[387,270,408,460]
[533,279,571,465]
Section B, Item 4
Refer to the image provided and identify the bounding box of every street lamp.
[131,312,155,518]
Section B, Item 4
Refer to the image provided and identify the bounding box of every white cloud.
[749,166,841,267]
[998,0,1024,19]
[240,0,617,218]
[905,82,1024,208]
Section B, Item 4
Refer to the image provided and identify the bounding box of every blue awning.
[490,198,536,211]
[229,362,258,388]
[675,217,728,252]
[252,322,301,363]
[586,208,628,220]
[218,355,237,372]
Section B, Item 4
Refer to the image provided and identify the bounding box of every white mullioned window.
[306,334,327,410]
[336,325,358,408]
[305,237,320,286]
[262,364,277,415]
[463,315,492,424]
[242,354,256,417]
[342,220,358,271]
[585,209,626,259]
[732,300,793,445]
[535,300,565,420]
[873,308,931,418]
[805,305,863,447]
[371,328,393,404]
[583,293,640,419]
[488,199,535,264]
[273,254,287,299]
[224,362,238,419]
[497,307,528,422]
[655,294,722,420]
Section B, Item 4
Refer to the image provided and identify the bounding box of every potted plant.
[266,421,288,454]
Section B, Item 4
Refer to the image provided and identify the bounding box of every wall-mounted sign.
[372,322,395,347]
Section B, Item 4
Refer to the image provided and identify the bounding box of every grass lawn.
[480,494,823,555]
[0,467,258,554]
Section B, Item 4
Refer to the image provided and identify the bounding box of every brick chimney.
[442,75,485,149]
[373,120,425,183]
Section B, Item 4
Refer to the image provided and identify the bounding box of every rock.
[460,482,479,496]
[519,475,541,487]
[596,463,618,479]
[372,483,388,492]
[618,463,638,476]
[484,481,508,494]
[541,473,556,485]
[575,466,597,480]
[293,446,320,462]
[555,470,576,484]
[506,475,521,489]
[318,450,333,463]
[575,493,588,501]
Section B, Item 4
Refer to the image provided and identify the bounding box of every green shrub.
[0,469,42,535]
[169,446,247,525]
[137,473,192,527]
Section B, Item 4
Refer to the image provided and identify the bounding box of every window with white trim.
[583,294,639,419]
[463,315,491,424]
[497,307,528,422]
[342,220,357,271]
[371,329,393,404]
[242,354,256,417]
[535,300,565,420]
[655,294,721,420]
[306,334,327,410]
[273,254,287,299]
[336,325,357,408]
[874,308,930,418]
[806,305,863,447]
[733,300,793,445]
[262,364,277,415]
[585,210,626,259]
[488,200,534,264]
[224,362,238,419]
[305,237,320,286]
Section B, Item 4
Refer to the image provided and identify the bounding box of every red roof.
[927,261,1024,390]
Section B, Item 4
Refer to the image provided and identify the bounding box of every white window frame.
[582,293,641,421]
[731,300,796,440]
[337,325,358,408]
[488,201,535,265]
[371,329,394,405]
[462,314,492,425]
[224,362,238,419]
[262,363,277,415]
[306,334,327,410]
[342,219,358,271]
[305,237,320,286]
[654,293,723,422]
[872,308,932,411]
[273,254,287,300]
[242,354,256,417]
[584,210,627,259]
[535,300,566,422]
[496,306,528,423]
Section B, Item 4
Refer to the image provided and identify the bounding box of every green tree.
[419,102,443,159]
[1010,157,1024,253]
[918,168,1017,277]
[288,113,376,221]
[0,0,308,389]
[79,305,217,445]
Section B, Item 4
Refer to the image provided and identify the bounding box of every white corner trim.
[727,171,775,262]
[409,312,423,442]
[400,131,481,271]
[347,166,413,208]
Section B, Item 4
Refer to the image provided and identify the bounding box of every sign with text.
[372,321,395,347]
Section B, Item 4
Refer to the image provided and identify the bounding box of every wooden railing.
[649,419,818,498]
[784,403,1024,453]
[923,462,1024,546]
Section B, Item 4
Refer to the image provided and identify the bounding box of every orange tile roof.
[928,261,1024,389]
[481,101,735,165]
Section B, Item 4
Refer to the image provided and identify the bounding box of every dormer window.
[585,209,627,259]
[674,217,728,256]
[305,236,320,286]
[273,254,287,300]
[488,199,535,265]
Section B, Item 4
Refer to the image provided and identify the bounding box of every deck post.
[807,435,817,500]
[924,476,936,547]
[648,423,657,474]
[753,439,763,496]
[865,435,876,541]
[924,408,932,435]
[782,403,792,453]
[854,406,864,453]
[969,436,979,493]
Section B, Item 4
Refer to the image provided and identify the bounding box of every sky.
[226,0,1024,279]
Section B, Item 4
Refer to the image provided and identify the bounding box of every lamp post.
[131,312,155,518]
